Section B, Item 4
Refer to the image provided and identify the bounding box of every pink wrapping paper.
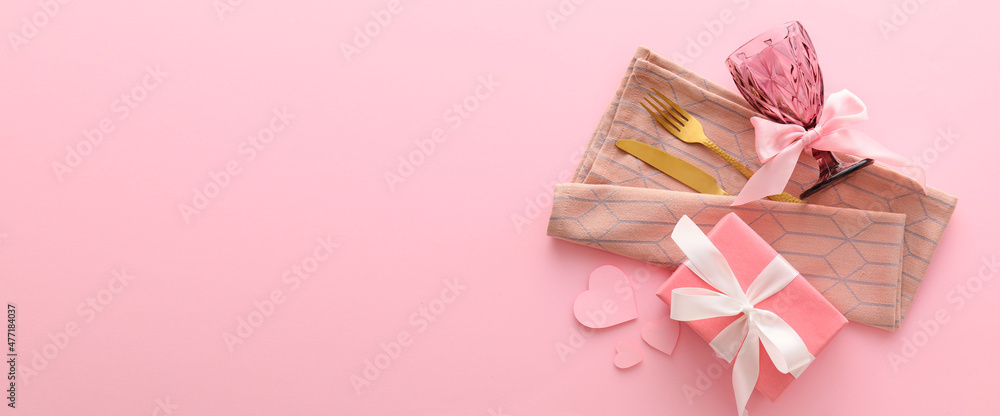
[657,213,848,402]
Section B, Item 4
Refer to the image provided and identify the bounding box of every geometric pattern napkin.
[549,183,906,329]
[549,46,958,330]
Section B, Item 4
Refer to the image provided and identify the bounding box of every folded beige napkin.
[548,47,958,330]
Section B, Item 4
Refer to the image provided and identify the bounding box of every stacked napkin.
[548,47,957,330]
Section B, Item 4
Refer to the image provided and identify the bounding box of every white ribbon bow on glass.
[670,216,815,416]
[732,89,926,206]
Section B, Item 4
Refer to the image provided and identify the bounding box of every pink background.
[0,0,996,415]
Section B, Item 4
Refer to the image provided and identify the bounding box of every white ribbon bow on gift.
[670,216,815,416]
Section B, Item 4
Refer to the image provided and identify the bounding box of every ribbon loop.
[668,216,814,416]
[732,89,926,206]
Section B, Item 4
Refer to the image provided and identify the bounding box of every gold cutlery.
[640,88,803,204]
[616,140,728,196]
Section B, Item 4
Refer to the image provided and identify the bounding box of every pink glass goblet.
[726,21,872,199]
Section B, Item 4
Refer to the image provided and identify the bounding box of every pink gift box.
[656,213,848,402]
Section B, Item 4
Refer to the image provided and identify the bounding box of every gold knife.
[615,139,729,196]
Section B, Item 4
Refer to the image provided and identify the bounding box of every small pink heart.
[641,316,680,356]
[613,339,643,369]
[573,265,637,329]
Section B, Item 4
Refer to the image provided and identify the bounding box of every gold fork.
[640,88,803,204]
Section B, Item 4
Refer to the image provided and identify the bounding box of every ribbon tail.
[732,327,760,416]
[731,141,805,206]
[754,309,814,376]
[813,129,927,191]
[710,315,749,362]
